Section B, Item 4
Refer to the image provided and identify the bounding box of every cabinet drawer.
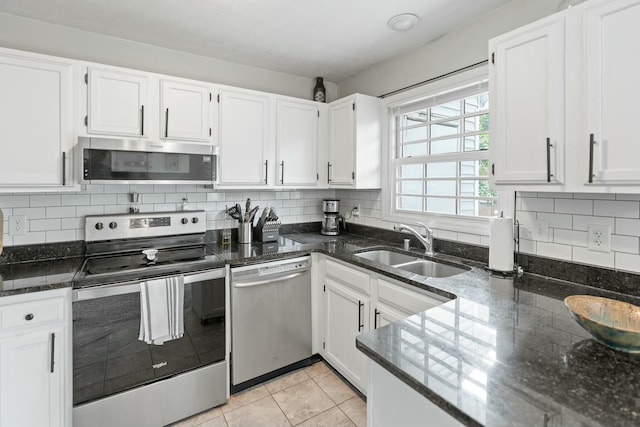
[377,278,447,315]
[0,297,64,330]
[326,259,370,295]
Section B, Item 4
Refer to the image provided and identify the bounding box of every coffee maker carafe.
[321,199,344,236]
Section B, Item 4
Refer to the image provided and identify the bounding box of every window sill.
[384,210,490,236]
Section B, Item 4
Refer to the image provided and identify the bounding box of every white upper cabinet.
[490,15,565,185]
[218,88,271,185]
[0,49,74,191]
[490,0,640,193]
[584,0,640,184]
[87,67,148,137]
[160,79,212,142]
[328,93,382,189]
[276,99,319,186]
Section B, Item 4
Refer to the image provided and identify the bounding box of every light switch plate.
[531,220,549,242]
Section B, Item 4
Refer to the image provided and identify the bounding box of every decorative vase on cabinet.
[313,77,326,103]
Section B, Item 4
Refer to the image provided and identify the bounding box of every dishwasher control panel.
[258,261,309,276]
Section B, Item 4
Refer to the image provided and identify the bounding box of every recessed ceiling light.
[387,13,419,32]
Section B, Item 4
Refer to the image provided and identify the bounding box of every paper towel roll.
[489,216,514,272]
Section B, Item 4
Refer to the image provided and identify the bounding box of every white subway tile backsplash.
[612,235,639,254]
[615,194,640,201]
[129,184,153,193]
[615,252,640,273]
[554,199,593,215]
[46,206,77,219]
[521,197,554,213]
[573,215,614,231]
[91,194,118,205]
[13,232,46,245]
[593,200,639,219]
[141,194,164,204]
[0,196,30,208]
[553,229,587,247]
[537,242,572,261]
[573,247,615,268]
[29,219,61,232]
[104,184,126,194]
[165,193,187,203]
[30,195,61,207]
[61,218,83,230]
[154,184,175,193]
[536,213,572,229]
[458,233,481,245]
[61,194,91,206]
[46,230,76,243]
[574,193,616,200]
[176,184,197,193]
[76,206,105,217]
[12,207,45,219]
[615,218,640,237]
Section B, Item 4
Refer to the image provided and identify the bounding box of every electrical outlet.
[9,215,26,236]
[588,224,611,252]
[353,204,361,217]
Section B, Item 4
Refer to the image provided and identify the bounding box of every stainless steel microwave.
[78,137,218,185]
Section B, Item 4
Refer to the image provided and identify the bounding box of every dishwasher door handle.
[233,270,309,288]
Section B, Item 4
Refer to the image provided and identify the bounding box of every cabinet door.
[328,97,355,185]
[276,99,318,186]
[491,17,565,184]
[0,327,64,427]
[0,53,72,187]
[373,303,408,329]
[219,89,270,185]
[88,67,148,137]
[585,0,640,183]
[161,80,211,142]
[324,278,369,392]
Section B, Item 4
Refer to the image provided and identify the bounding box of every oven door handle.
[73,268,225,302]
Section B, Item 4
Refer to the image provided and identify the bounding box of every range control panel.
[85,210,206,242]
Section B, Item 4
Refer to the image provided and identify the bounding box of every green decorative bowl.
[564,295,640,353]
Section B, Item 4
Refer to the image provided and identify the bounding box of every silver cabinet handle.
[62,152,66,186]
[50,333,55,373]
[374,308,380,329]
[264,160,268,184]
[165,108,169,138]
[327,162,332,183]
[280,161,285,184]
[546,137,553,183]
[588,133,595,183]
[358,300,364,332]
[141,105,145,136]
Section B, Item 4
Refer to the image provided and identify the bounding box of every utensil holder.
[238,222,252,244]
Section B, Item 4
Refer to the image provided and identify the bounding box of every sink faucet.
[394,222,434,255]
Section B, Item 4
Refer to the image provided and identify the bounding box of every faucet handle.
[416,222,432,236]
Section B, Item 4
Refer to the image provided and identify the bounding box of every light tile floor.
[171,361,366,427]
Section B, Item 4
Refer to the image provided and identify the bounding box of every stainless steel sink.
[354,250,417,266]
[393,260,468,278]
[354,249,468,278]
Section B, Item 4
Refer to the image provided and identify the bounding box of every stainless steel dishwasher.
[231,256,311,389]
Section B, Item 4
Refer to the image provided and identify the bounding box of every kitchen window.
[391,83,497,219]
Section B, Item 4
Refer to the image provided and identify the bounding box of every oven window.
[72,280,225,405]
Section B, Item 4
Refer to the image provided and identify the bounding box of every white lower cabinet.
[320,257,448,395]
[324,278,370,393]
[367,361,464,427]
[0,289,71,427]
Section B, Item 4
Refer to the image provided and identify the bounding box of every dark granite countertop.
[352,256,640,427]
[1,231,639,427]
[0,257,83,297]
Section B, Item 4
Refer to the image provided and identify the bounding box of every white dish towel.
[138,275,185,345]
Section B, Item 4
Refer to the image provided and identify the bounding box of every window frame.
[381,65,513,236]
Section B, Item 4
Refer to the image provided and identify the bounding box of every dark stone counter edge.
[0,281,75,298]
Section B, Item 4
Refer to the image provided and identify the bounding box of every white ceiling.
[0,0,514,82]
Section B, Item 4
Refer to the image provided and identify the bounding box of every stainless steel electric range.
[72,210,228,427]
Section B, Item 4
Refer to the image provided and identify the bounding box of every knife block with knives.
[254,207,280,242]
